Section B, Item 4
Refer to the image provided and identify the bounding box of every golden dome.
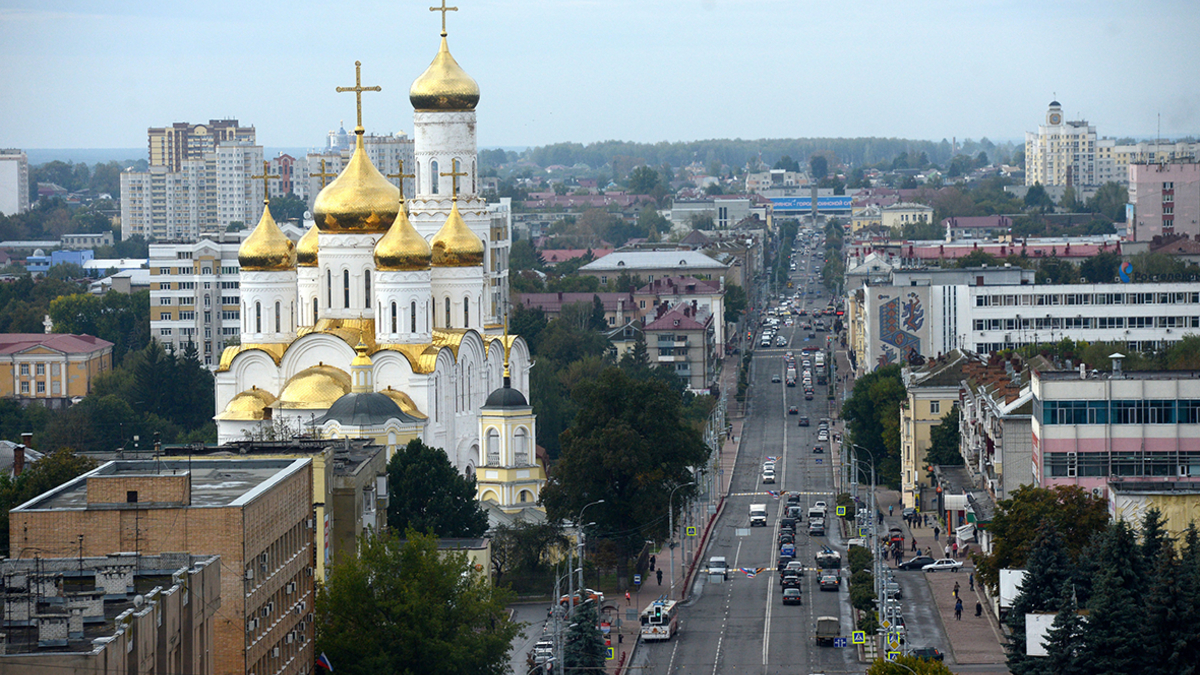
[431,200,484,267]
[275,363,351,409]
[409,34,480,112]
[351,339,373,368]
[296,223,319,267]
[215,386,277,421]
[381,386,428,419]
[374,204,432,271]
[312,131,399,233]
[239,201,297,271]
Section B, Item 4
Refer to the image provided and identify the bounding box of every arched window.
[445,297,451,328]
[486,429,500,465]
[464,296,470,327]
[430,160,439,194]
[255,302,262,333]
[343,269,350,308]
[364,270,371,308]
[391,302,397,333]
[274,301,281,333]
[326,269,331,307]
[471,160,476,194]
[515,427,529,465]
[312,296,318,324]
[519,490,530,503]
[410,301,417,333]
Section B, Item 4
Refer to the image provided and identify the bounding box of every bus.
[640,599,680,641]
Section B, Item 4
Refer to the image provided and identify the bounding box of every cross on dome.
[440,158,468,200]
[251,160,279,203]
[310,158,337,189]
[387,160,416,202]
[336,60,382,131]
[430,0,457,36]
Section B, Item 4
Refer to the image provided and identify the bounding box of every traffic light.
[654,605,662,619]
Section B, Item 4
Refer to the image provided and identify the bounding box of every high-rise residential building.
[148,234,249,365]
[148,119,256,171]
[1025,100,1097,188]
[1128,161,1200,241]
[0,149,30,216]
[1097,139,1200,185]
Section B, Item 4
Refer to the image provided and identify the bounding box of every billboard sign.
[771,196,854,212]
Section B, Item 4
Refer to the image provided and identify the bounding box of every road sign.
[600,622,611,634]
[889,639,900,650]
[815,458,822,464]
[686,526,697,537]
[836,505,846,516]
[833,637,848,648]
[606,647,615,661]
[881,620,891,629]
[851,631,865,644]
[633,574,641,585]
[886,651,900,662]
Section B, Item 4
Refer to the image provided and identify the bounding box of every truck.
[814,616,841,646]
[999,569,1028,620]
[750,503,768,527]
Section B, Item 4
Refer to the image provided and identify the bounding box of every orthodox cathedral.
[214,12,544,513]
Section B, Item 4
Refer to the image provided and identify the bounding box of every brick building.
[10,458,314,675]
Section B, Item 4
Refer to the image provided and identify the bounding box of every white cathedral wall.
[279,334,356,381]
[297,266,320,327]
[412,111,478,199]
[374,269,433,343]
[316,232,381,321]
[239,271,298,343]
[431,266,485,332]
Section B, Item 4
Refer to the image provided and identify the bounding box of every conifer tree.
[1140,507,1172,570]
[563,600,605,671]
[1142,545,1190,673]
[1077,521,1146,675]
[1043,582,1085,675]
[1005,522,1074,675]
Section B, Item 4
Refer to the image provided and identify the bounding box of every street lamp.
[573,499,605,602]
[668,481,696,599]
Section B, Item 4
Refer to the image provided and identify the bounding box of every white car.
[921,558,964,573]
[814,501,827,510]
[817,431,829,442]
[762,470,776,484]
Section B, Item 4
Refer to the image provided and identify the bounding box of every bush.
[857,611,879,634]
[850,570,874,588]
[850,582,877,612]
[848,546,873,575]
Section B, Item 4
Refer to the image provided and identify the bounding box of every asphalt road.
[636,232,862,674]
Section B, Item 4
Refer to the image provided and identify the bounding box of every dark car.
[777,557,790,571]
[788,406,799,415]
[805,391,814,400]
[786,493,801,505]
[782,588,803,605]
[898,555,936,571]
[772,374,781,383]
[808,521,825,536]
[813,445,824,453]
[798,416,810,426]
[780,572,802,590]
[912,647,944,662]
[778,533,795,547]
[780,517,796,530]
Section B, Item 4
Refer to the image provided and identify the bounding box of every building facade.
[1128,161,1200,241]
[0,334,113,406]
[959,353,1034,501]
[1025,101,1097,187]
[643,303,716,392]
[899,352,967,509]
[148,234,249,365]
[1096,139,1200,186]
[881,202,934,231]
[148,120,256,172]
[0,149,29,216]
[10,458,315,675]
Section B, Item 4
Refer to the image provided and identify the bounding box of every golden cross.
[310,158,337,189]
[387,160,416,202]
[251,160,280,203]
[439,158,468,200]
[335,60,382,129]
[429,0,458,35]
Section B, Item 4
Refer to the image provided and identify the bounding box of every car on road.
[780,543,795,559]
[778,533,795,546]
[780,572,802,590]
[771,374,781,383]
[788,406,799,415]
[817,430,829,441]
[922,558,964,572]
[559,588,604,606]
[898,556,936,571]
[798,416,810,426]
[776,336,787,347]
[813,500,827,510]
[782,588,803,605]
[812,445,823,453]
[762,470,776,484]
[902,507,917,519]
[808,520,825,536]
[805,391,814,400]
[786,493,801,505]
[785,560,805,575]
[912,647,945,662]
[708,556,729,580]
[819,572,840,591]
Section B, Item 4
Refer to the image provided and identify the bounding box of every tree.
[1005,523,1075,675]
[511,303,548,355]
[1024,184,1055,212]
[315,529,521,675]
[0,448,97,555]
[1086,181,1129,222]
[924,406,963,467]
[386,439,488,538]
[1059,186,1084,212]
[723,283,747,324]
[1165,335,1200,371]
[1042,582,1087,675]
[563,599,605,672]
[490,520,566,584]
[810,154,829,181]
[866,656,955,674]
[773,155,801,173]
[540,368,709,586]
[955,250,1001,269]
[1076,521,1145,675]
[1078,251,1120,283]
[1035,256,1079,284]
[510,239,541,271]
[840,364,905,487]
[626,166,660,194]
[973,485,1108,596]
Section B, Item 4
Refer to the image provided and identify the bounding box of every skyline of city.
[2,0,1199,151]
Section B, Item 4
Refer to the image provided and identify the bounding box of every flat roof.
[13,458,309,511]
[1037,370,1200,381]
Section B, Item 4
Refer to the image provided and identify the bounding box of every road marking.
[666,639,679,673]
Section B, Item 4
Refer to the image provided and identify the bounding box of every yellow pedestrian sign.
[836,505,846,516]
[686,526,697,536]
[606,646,615,660]
[851,631,865,644]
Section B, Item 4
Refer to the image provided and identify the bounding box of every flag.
[740,567,758,578]
[767,490,779,499]
[316,653,334,672]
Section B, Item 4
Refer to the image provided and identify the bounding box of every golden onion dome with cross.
[409,31,479,112]
[238,201,297,271]
[431,199,484,267]
[312,131,399,234]
[374,203,431,271]
[296,223,319,267]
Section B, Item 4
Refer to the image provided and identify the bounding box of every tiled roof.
[0,333,114,355]
[635,275,721,295]
[581,250,728,272]
[644,304,711,331]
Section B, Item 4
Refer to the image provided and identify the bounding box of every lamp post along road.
[668,481,696,599]
[574,499,604,602]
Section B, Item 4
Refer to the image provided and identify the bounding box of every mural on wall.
[902,292,925,332]
[877,294,922,369]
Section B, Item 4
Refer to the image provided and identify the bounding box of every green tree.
[955,250,1002,269]
[1035,256,1079,284]
[840,364,905,487]
[541,368,709,586]
[973,485,1109,596]
[268,193,307,221]
[1078,251,1120,283]
[626,166,660,194]
[866,655,955,674]
[1042,582,1087,675]
[810,154,829,180]
[563,599,605,672]
[1076,521,1145,674]
[723,283,747,324]
[315,529,521,675]
[1086,181,1129,222]
[386,439,488,538]
[1024,184,1055,212]
[490,520,566,584]
[0,448,97,555]
[924,405,963,467]
[509,239,541,271]
[1005,523,1075,675]
[511,303,548,355]
[1059,186,1084,212]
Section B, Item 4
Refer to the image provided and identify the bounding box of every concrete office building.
[1128,161,1200,241]
[0,149,30,216]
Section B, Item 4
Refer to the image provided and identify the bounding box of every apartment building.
[958,353,1033,501]
[1128,161,1200,241]
[10,458,315,675]
[643,302,716,393]
[1096,139,1200,185]
[148,119,255,171]
[881,202,934,231]
[0,554,219,675]
[634,275,727,345]
[1025,100,1097,187]
[899,352,967,510]
[302,132,414,206]
[148,234,247,365]
[0,334,113,407]
[0,149,29,216]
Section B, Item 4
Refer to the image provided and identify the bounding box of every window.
[159,296,173,305]
[464,297,470,327]
[364,271,371,308]
[35,363,44,376]
[343,270,350,308]
[514,428,529,465]
[411,301,417,333]
[159,312,171,321]
[312,297,319,324]
[486,429,500,465]
[160,328,173,336]
[36,381,45,394]
[445,297,451,328]
[275,301,281,333]
[326,270,332,307]
[430,160,439,194]
[391,302,397,333]
[930,400,940,415]
[255,302,262,333]
[19,381,28,394]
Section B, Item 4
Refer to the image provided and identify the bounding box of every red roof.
[635,275,721,295]
[0,333,114,355]
[644,304,712,331]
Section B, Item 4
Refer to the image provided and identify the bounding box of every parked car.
[898,556,936,571]
[782,588,803,605]
[912,647,945,662]
[559,588,604,605]
[922,558,964,572]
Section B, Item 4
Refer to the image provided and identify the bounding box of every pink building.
[1032,357,1200,495]
[1129,162,1200,241]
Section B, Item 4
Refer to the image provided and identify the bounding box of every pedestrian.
[975,601,983,617]
[657,569,663,586]
[934,526,940,541]
[650,554,656,571]
[953,581,960,599]
[911,538,917,552]
[945,544,951,558]
[625,591,631,606]
[926,547,932,557]
[955,598,963,621]
[877,511,883,524]
[889,505,894,517]
[952,541,959,558]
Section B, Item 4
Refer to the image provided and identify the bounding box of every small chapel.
[213,10,544,515]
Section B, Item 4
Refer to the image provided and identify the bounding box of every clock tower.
[1046,100,1063,126]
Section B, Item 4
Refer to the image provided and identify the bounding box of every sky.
[2,0,1198,153]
